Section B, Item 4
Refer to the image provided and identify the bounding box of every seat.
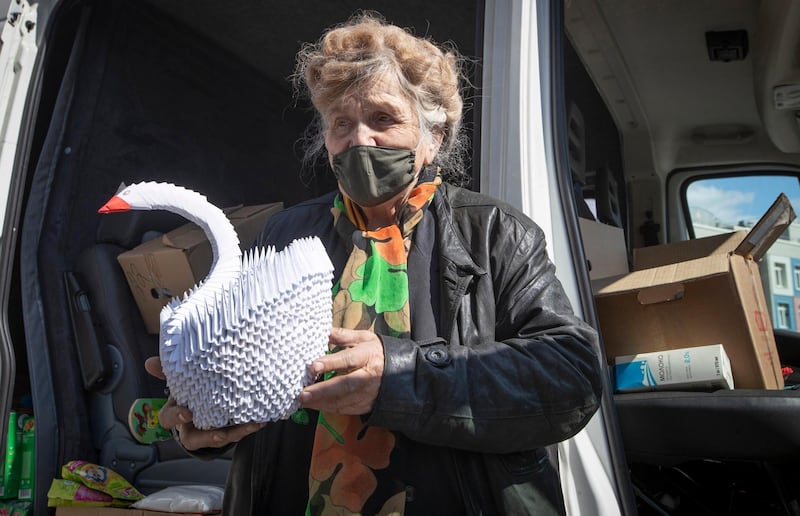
[64,210,231,493]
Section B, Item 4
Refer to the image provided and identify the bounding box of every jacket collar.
[432,184,486,277]
[432,184,486,338]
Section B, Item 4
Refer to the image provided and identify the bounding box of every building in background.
[695,221,800,332]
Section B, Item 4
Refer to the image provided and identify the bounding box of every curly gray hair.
[292,12,471,185]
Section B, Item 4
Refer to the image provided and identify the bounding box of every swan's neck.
[144,183,242,274]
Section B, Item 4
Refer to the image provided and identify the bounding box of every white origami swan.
[99,182,334,429]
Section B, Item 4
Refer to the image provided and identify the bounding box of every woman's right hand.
[144,357,265,450]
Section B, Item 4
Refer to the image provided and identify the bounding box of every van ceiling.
[565,0,800,177]
[143,1,478,94]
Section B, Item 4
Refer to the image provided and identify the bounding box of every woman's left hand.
[298,327,385,415]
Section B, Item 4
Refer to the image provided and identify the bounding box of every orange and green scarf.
[306,173,441,515]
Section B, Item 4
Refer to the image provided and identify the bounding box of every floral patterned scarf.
[306,172,441,515]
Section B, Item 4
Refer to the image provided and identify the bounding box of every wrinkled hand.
[144,357,264,451]
[298,327,385,415]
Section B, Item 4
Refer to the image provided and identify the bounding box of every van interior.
[13,1,481,514]
[564,0,800,513]
[5,0,800,514]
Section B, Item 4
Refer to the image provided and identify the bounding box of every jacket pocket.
[482,449,566,516]
[498,448,550,476]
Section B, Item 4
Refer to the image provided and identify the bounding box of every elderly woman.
[150,12,603,515]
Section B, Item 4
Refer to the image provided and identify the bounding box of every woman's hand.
[298,327,385,415]
[144,357,264,450]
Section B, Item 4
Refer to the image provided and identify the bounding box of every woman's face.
[323,75,440,171]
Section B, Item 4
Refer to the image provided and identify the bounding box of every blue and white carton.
[614,344,734,393]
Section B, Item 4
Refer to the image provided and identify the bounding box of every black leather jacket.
[222,183,603,515]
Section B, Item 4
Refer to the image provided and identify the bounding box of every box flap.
[633,193,797,270]
[226,203,283,249]
[228,203,276,220]
[734,192,796,261]
[222,204,244,214]
[578,217,629,280]
[117,202,283,334]
[161,225,206,250]
[633,231,746,271]
[594,252,731,296]
[156,203,282,251]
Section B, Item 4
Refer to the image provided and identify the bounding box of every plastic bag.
[46,479,112,507]
[61,460,143,502]
[131,485,225,513]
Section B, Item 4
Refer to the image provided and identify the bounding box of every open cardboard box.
[592,193,796,390]
[117,203,283,334]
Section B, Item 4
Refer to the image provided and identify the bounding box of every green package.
[16,414,34,501]
[0,499,33,515]
[0,411,20,499]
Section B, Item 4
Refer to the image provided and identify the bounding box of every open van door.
[0,0,37,467]
[480,1,636,514]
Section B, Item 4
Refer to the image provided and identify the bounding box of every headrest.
[96,210,188,249]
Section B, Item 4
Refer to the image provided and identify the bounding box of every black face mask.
[331,145,417,207]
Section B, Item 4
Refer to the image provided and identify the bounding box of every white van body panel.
[0,0,37,233]
[481,1,622,514]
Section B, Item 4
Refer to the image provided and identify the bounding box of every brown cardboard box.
[117,203,283,334]
[593,193,796,390]
[55,507,215,515]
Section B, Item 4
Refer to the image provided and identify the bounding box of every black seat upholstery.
[65,210,231,492]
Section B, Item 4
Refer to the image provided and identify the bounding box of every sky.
[686,175,800,227]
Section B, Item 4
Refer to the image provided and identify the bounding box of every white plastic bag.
[131,485,225,513]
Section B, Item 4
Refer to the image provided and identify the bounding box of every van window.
[684,173,800,332]
[564,38,626,235]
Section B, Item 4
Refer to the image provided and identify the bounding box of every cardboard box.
[593,193,795,390]
[55,508,215,515]
[117,203,283,333]
[614,344,734,392]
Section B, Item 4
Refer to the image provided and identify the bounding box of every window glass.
[775,262,788,289]
[778,303,790,329]
[685,174,800,332]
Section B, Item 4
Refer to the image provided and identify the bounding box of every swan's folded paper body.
[118,203,283,333]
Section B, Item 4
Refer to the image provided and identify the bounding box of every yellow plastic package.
[46,479,113,507]
[61,461,144,502]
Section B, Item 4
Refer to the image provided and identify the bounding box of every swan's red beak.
[98,195,130,213]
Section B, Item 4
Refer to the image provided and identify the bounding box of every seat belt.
[64,270,111,391]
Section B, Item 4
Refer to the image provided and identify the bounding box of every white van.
[1,0,798,514]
